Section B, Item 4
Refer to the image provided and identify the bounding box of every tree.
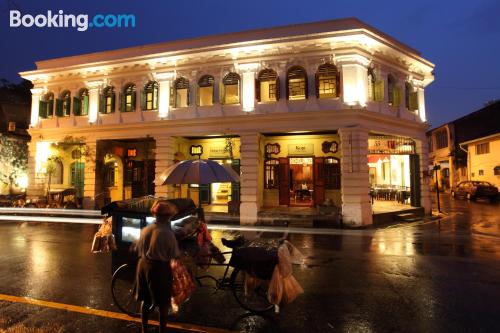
[0,135,28,194]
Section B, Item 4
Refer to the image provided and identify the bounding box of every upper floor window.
[222,72,240,104]
[121,83,136,112]
[142,81,158,111]
[368,68,384,102]
[100,86,115,114]
[174,77,190,108]
[287,66,307,100]
[257,69,279,103]
[316,63,339,98]
[405,82,418,112]
[57,90,71,117]
[73,88,89,116]
[435,130,448,149]
[387,74,401,107]
[39,92,54,119]
[198,75,214,106]
[476,142,490,155]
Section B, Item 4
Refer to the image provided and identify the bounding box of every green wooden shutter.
[304,74,309,99]
[55,99,64,117]
[82,95,89,115]
[39,100,48,119]
[374,80,384,102]
[275,78,281,101]
[169,87,174,107]
[255,79,261,102]
[131,91,136,111]
[141,89,146,110]
[47,99,54,117]
[73,97,81,116]
[409,92,419,111]
[393,87,402,107]
[119,93,125,112]
[99,94,105,114]
[110,93,116,113]
[336,73,341,97]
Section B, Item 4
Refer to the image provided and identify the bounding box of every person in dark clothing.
[135,201,180,333]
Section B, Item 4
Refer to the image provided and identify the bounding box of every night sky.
[1,0,499,128]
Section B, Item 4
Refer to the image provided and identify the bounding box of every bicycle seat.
[221,237,245,249]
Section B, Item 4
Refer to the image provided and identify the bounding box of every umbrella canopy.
[154,159,240,185]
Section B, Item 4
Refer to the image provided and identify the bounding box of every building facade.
[20,18,435,226]
[428,101,500,191]
[460,133,500,189]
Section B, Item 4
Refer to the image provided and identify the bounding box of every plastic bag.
[267,266,283,305]
[171,259,196,311]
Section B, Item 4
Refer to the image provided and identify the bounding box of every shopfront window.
[324,157,340,189]
[264,159,279,189]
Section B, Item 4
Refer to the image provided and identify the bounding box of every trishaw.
[102,197,277,317]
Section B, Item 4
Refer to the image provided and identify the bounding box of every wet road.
[0,194,499,333]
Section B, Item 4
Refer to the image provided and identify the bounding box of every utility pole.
[433,164,441,213]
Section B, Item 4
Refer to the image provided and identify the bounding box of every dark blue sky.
[1,0,499,128]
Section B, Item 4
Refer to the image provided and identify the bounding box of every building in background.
[20,18,434,226]
[427,101,500,191]
[0,80,31,195]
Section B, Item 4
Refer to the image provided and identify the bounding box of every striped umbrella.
[154,159,240,185]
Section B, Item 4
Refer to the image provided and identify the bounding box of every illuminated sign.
[190,145,203,157]
[127,148,137,157]
[322,141,338,154]
[288,144,314,156]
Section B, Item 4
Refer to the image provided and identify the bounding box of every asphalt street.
[0,194,499,333]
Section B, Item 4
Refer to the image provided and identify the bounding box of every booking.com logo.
[9,10,136,32]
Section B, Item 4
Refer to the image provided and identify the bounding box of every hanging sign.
[288,143,314,156]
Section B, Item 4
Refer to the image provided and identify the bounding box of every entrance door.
[70,162,85,199]
[313,157,325,205]
[409,154,421,207]
[278,158,290,205]
[130,161,145,198]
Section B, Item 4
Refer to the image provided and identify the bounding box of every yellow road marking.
[0,293,233,333]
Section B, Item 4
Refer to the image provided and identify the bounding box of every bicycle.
[110,237,274,318]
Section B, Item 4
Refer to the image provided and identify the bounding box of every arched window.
[174,77,190,108]
[142,81,158,111]
[39,92,54,119]
[286,66,307,100]
[257,69,279,103]
[198,75,214,106]
[74,88,89,116]
[324,157,341,189]
[121,83,136,112]
[221,72,240,105]
[264,159,280,189]
[58,90,71,117]
[316,63,339,98]
[100,86,115,114]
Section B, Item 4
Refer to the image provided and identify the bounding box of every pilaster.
[239,132,261,225]
[154,136,176,198]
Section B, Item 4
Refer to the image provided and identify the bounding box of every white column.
[155,71,174,119]
[26,140,45,199]
[154,136,176,198]
[239,132,261,225]
[86,80,103,124]
[337,55,369,107]
[239,63,259,112]
[339,127,372,226]
[417,87,426,122]
[83,139,97,209]
[30,88,43,127]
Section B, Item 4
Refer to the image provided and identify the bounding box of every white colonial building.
[20,18,434,226]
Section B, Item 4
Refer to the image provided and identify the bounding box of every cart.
[102,196,276,317]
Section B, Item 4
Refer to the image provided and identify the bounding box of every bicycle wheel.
[111,263,141,317]
[230,268,274,313]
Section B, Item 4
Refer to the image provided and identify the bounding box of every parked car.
[451,181,498,202]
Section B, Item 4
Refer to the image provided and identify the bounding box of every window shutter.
[73,97,81,116]
[304,74,309,99]
[374,80,384,102]
[187,86,191,106]
[111,93,116,113]
[119,93,125,112]
[39,100,47,119]
[131,91,136,111]
[141,89,146,110]
[285,78,290,100]
[82,95,89,115]
[336,73,341,97]
[409,92,419,111]
[169,87,174,107]
[314,72,320,98]
[55,99,64,117]
[47,99,54,117]
[99,94,105,114]
[393,87,402,107]
[276,78,280,101]
[255,79,261,102]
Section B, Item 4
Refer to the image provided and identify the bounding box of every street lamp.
[433,164,441,213]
